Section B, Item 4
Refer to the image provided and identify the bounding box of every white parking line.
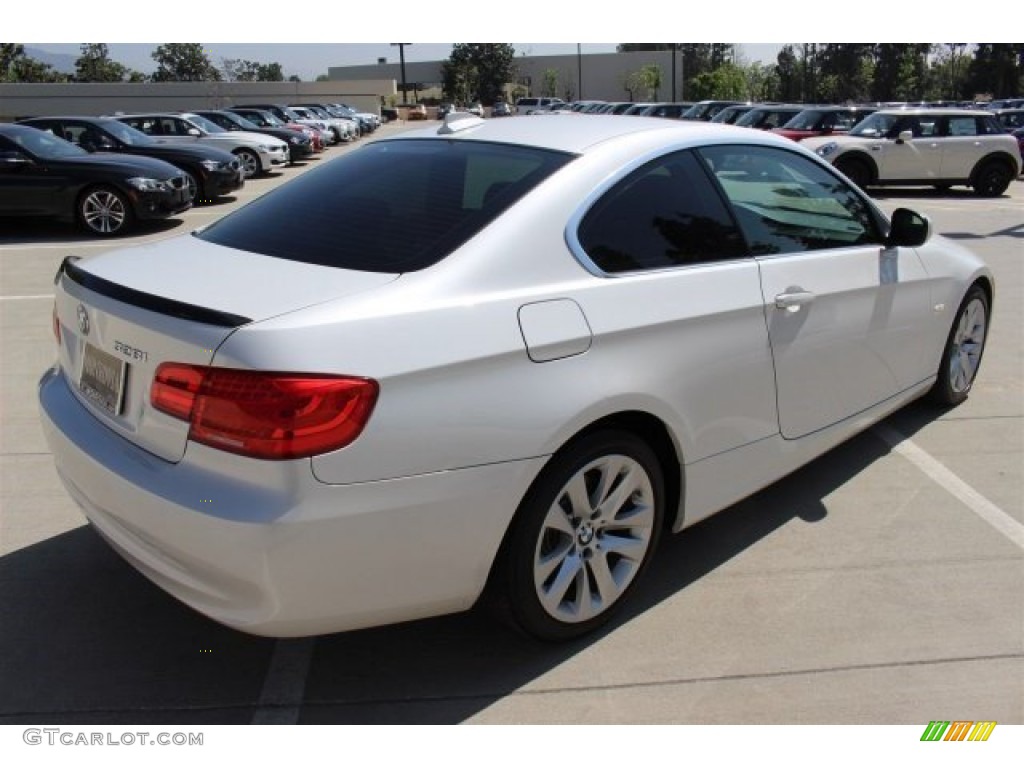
[0,294,52,301]
[873,423,1024,550]
[250,637,315,725]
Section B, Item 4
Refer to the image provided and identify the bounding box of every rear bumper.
[39,366,543,637]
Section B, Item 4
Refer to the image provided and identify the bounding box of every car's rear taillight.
[151,364,378,460]
[52,302,61,345]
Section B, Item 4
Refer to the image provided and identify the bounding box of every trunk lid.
[54,238,398,462]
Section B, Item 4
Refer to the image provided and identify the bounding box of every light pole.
[577,43,583,100]
[391,43,411,103]
[671,44,677,102]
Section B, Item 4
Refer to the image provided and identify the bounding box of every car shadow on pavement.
[0,403,943,725]
[299,413,914,724]
[0,218,187,246]
[867,187,980,201]
[0,525,276,724]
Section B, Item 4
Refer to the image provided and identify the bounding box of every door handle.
[775,291,815,313]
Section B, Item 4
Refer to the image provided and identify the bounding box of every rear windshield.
[197,139,574,272]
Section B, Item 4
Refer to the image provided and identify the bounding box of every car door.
[699,144,934,440]
[939,115,988,180]
[877,114,942,180]
[573,149,779,462]
[0,134,67,216]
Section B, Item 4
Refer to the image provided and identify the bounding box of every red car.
[772,106,877,141]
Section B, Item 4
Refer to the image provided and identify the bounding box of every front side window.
[849,113,900,138]
[699,145,883,256]
[577,150,746,273]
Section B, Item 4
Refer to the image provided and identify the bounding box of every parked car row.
[3,102,381,236]
[0,122,193,236]
[516,97,1023,195]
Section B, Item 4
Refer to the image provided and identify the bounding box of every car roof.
[872,107,993,117]
[389,113,801,155]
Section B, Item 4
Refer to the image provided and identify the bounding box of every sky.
[21,43,788,82]
[12,3,993,81]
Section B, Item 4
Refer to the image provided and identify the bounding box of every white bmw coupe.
[40,113,992,641]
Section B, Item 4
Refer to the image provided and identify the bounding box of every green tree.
[774,45,801,101]
[542,68,559,97]
[1,43,66,82]
[621,69,645,101]
[965,43,1024,98]
[444,44,516,105]
[742,62,779,102]
[689,63,747,100]
[926,43,971,100]
[817,44,874,102]
[151,43,220,82]
[639,64,663,100]
[257,62,284,82]
[441,59,478,103]
[872,44,930,101]
[75,43,127,82]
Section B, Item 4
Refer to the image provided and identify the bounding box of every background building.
[329,50,687,103]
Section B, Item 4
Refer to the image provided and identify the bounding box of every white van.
[515,97,566,115]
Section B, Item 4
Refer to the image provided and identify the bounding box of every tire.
[77,186,132,236]
[500,430,665,641]
[235,148,261,178]
[835,157,871,190]
[971,161,1011,198]
[929,284,989,406]
[182,170,200,204]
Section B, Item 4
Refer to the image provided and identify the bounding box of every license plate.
[79,341,127,416]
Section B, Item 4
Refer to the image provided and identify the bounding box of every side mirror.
[896,130,914,144]
[187,128,201,137]
[886,208,931,248]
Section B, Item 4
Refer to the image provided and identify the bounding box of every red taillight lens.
[151,364,378,460]
[52,303,61,345]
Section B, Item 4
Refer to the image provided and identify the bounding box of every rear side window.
[197,139,573,272]
[577,150,746,273]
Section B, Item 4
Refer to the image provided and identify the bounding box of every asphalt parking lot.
[0,123,1021,726]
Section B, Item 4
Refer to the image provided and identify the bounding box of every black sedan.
[0,124,191,236]
[190,110,314,161]
[18,116,244,204]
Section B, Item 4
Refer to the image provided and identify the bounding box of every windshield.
[100,119,156,146]
[781,110,825,131]
[849,113,899,137]
[3,126,88,160]
[281,108,304,122]
[222,112,260,131]
[197,139,575,273]
[187,114,225,134]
